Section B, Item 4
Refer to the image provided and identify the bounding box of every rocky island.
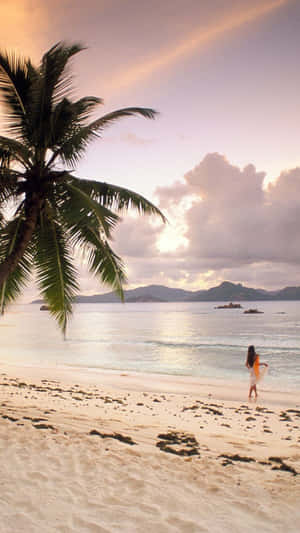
[215,302,242,309]
[243,308,264,314]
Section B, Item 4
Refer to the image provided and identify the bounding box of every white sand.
[0,363,299,532]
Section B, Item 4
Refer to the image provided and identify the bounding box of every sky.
[1,0,300,296]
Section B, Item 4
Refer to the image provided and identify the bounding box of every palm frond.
[0,42,162,329]
[67,96,103,123]
[69,177,166,222]
[0,146,10,168]
[0,209,4,227]
[54,127,98,167]
[65,217,126,300]
[49,106,157,167]
[0,135,31,167]
[0,167,19,202]
[34,215,79,335]
[28,42,85,152]
[88,238,126,300]
[0,217,33,313]
[0,49,35,137]
[0,253,32,313]
[47,96,102,154]
[40,42,85,104]
[87,107,158,130]
[62,181,120,238]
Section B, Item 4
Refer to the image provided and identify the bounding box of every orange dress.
[249,355,260,385]
[254,355,260,379]
[250,354,268,384]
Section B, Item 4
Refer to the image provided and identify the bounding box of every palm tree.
[0,42,165,334]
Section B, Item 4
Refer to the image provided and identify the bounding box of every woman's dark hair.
[247,345,256,367]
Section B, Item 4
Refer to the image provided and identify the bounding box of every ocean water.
[0,301,299,390]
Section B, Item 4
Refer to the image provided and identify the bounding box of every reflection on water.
[0,301,299,388]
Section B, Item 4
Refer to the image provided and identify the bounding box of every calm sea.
[0,301,299,390]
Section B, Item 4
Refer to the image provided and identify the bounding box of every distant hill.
[189,281,270,301]
[75,285,192,303]
[272,286,300,300]
[32,281,300,303]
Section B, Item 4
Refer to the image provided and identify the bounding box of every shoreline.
[1,360,299,406]
[0,361,299,532]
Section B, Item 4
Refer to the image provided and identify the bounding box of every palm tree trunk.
[0,196,41,285]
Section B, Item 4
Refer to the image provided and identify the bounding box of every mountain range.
[33,281,300,303]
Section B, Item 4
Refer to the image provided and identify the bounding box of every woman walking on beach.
[245,345,268,399]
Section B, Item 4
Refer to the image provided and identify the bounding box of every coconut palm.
[0,42,165,334]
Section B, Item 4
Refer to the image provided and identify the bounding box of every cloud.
[156,181,190,209]
[164,153,300,265]
[113,216,161,258]
[110,153,300,290]
[120,133,155,146]
[23,151,299,297]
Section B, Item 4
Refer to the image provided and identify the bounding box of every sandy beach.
[0,364,299,533]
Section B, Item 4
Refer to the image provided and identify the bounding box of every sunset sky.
[1,0,300,295]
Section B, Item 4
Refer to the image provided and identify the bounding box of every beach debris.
[219,454,256,466]
[279,411,292,422]
[182,404,199,412]
[23,417,48,422]
[268,457,298,476]
[98,395,125,405]
[89,430,136,445]
[17,382,27,388]
[243,309,264,314]
[33,423,56,430]
[156,431,200,456]
[2,415,18,422]
[201,406,223,416]
[219,454,298,476]
[255,406,273,414]
[286,409,300,418]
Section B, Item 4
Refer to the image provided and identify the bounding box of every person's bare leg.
[254,385,257,399]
